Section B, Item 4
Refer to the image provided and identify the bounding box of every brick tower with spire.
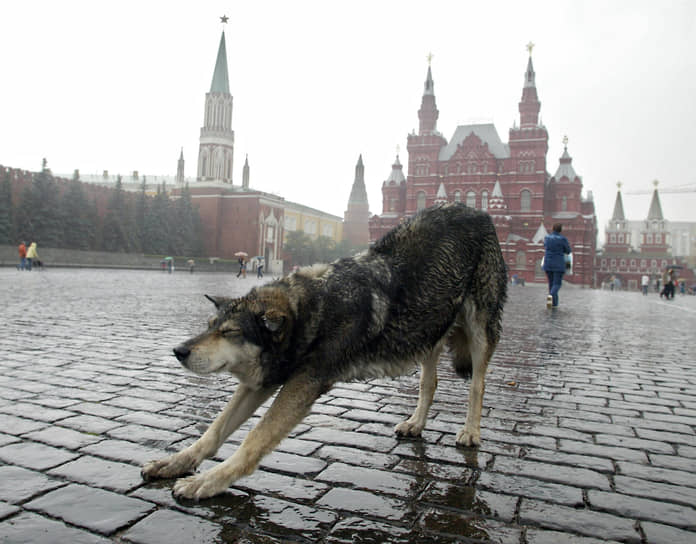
[604,183,632,254]
[197,29,235,183]
[343,155,370,247]
[640,181,670,255]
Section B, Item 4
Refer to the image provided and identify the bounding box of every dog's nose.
[173,345,191,362]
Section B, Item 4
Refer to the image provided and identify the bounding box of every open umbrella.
[234,251,248,258]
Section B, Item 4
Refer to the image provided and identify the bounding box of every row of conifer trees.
[0,165,205,256]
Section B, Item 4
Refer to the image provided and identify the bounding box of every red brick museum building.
[369,52,598,286]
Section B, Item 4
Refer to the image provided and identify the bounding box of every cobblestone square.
[1,268,695,543]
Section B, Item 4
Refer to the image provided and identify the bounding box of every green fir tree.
[0,173,14,244]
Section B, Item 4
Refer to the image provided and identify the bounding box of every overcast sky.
[1,0,694,239]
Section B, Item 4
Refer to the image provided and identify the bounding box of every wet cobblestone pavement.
[0,268,695,543]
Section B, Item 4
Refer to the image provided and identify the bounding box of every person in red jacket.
[18,242,27,271]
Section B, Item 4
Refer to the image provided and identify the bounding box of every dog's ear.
[262,309,286,335]
[204,294,232,309]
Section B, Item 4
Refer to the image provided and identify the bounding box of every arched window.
[610,234,616,243]
[561,195,568,211]
[466,191,476,208]
[516,251,526,267]
[416,191,426,211]
[454,190,461,202]
[520,189,531,211]
[481,190,488,211]
[618,234,624,243]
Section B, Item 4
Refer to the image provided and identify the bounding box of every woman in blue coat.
[542,223,572,308]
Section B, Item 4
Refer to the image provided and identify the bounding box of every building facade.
[595,183,694,290]
[369,51,597,286]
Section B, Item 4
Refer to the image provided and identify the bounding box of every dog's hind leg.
[394,344,442,438]
[142,384,276,481]
[172,370,327,500]
[455,316,492,447]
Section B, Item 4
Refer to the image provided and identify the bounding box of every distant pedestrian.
[542,223,572,308]
[25,241,39,271]
[187,259,195,274]
[641,274,649,296]
[660,269,675,300]
[609,275,615,292]
[237,258,244,278]
[680,280,685,295]
[257,259,264,278]
[241,259,247,278]
[18,241,27,271]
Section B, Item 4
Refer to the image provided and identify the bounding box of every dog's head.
[172,287,294,388]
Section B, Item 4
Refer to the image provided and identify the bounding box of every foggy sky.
[1,0,694,242]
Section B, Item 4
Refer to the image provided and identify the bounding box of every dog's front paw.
[172,472,229,501]
[394,419,424,437]
[455,427,481,447]
[141,453,197,481]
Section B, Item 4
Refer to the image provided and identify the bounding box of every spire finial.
[427,52,433,65]
[617,181,622,190]
[653,179,659,188]
[220,15,229,24]
[562,134,568,148]
[526,41,535,56]
[396,144,400,156]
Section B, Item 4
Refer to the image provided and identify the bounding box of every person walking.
[18,241,27,271]
[542,223,572,308]
[663,269,676,300]
[25,241,39,271]
[257,259,264,278]
[641,274,649,296]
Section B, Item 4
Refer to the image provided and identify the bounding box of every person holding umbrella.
[234,251,248,278]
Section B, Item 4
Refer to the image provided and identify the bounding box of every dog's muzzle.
[173,345,191,363]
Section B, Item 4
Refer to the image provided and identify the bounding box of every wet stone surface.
[1,268,696,542]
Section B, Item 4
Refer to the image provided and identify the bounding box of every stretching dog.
[142,202,507,500]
